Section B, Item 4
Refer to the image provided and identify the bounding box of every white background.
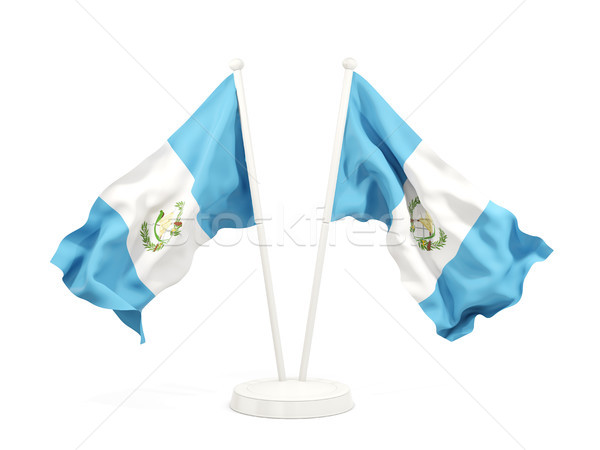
[1,1,598,449]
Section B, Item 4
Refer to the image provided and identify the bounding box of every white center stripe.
[387,141,488,302]
[100,142,210,294]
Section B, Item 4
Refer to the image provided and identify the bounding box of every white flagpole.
[230,59,286,381]
[299,58,357,381]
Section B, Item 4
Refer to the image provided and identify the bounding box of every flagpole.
[299,58,357,381]
[229,58,353,417]
[230,59,286,381]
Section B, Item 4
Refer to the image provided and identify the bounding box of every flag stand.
[229,59,354,418]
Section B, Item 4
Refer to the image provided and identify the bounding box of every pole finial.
[229,58,245,71]
[342,57,357,70]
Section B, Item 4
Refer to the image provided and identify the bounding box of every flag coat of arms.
[52,75,254,343]
[331,72,552,341]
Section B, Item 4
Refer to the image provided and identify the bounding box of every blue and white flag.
[52,75,254,342]
[333,73,552,340]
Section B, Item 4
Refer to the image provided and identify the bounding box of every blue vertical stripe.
[332,73,421,227]
[168,74,254,238]
[419,202,553,341]
[51,198,154,343]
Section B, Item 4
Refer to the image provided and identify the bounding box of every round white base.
[230,378,353,419]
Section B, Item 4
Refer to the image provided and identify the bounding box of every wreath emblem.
[407,196,447,251]
[140,201,185,252]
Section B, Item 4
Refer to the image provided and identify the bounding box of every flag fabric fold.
[332,73,552,341]
[51,75,253,342]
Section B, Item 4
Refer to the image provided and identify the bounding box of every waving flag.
[332,73,552,341]
[51,75,254,343]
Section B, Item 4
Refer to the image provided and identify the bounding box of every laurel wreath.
[407,196,447,251]
[171,201,185,237]
[407,196,421,218]
[420,228,447,251]
[140,201,185,252]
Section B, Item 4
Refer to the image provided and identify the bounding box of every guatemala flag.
[333,73,552,341]
[51,75,254,343]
